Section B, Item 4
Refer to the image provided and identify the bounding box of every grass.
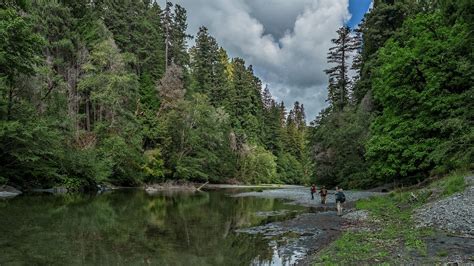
[428,170,467,196]
[313,171,469,265]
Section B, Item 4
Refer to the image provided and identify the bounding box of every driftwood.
[410,192,418,202]
[196,181,209,191]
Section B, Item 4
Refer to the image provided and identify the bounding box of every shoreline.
[233,187,383,265]
[234,187,383,208]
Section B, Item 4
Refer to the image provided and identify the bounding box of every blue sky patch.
[348,0,372,27]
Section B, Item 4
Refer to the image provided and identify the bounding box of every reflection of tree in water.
[143,190,277,265]
[0,190,300,265]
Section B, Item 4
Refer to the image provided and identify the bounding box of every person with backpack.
[319,186,328,204]
[335,187,346,216]
[310,184,317,200]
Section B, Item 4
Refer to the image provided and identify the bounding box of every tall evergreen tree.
[324,26,356,110]
[229,59,264,142]
[170,4,191,68]
[162,1,173,69]
[190,26,227,105]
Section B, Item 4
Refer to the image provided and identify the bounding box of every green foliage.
[324,26,356,110]
[190,26,227,103]
[142,148,165,183]
[310,105,372,188]
[101,0,165,79]
[99,134,144,185]
[276,153,304,184]
[0,119,63,188]
[59,147,112,191]
[367,12,473,184]
[1,0,312,188]
[311,1,472,189]
[239,146,278,184]
[162,94,235,182]
[227,58,265,143]
[0,8,44,80]
[0,8,44,120]
[428,171,468,196]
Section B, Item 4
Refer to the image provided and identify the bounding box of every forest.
[0,0,472,190]
[309,0,473,188]
[1,0,310,190]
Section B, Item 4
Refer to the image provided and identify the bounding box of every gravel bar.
[414,176,474,236]
[234,187,383,207]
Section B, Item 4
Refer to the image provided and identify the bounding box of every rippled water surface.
[0,189,307,265]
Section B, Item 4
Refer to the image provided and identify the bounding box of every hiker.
[310,184,317,200]
[335,187,346,216]
[319,186,328,204]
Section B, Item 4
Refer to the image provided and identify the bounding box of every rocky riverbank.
[414,175,474,237]
[234,187,383,265]
[235,173,474,265]
[311,172,474,265]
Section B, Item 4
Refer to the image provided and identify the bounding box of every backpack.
[340,193,346,203]
[336,192,346,203]
[320,189,327,196]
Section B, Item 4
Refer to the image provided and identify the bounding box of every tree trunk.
[85,96,91,131]
[341,37,346,110]
[7,84,13,121]
[99,105,103,122]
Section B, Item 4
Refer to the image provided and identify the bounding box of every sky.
[159,0,372,120]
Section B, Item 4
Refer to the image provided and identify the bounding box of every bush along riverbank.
[313,171,473,264]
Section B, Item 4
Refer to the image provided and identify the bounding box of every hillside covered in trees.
[0,0,310,190]
[309,0,473,188]
[0,0,472,191]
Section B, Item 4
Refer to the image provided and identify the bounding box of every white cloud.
[159,0,351,120]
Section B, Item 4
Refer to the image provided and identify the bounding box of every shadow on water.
[0,189,307,265]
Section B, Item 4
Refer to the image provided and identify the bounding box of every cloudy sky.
[159,0,372,120]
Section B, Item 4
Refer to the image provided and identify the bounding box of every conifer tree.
[210,47,229,106]
[162,1,173,69]
[324,26,356,110]
[170,4,191,67]
[191,26,217,90]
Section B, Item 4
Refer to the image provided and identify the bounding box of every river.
[0,189,309,265]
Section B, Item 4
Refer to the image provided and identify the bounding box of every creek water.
[0,189,308,265]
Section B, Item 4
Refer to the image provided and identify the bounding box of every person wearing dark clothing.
[310,184,317,200]
[319,186,328,204]
[335,188,346,216]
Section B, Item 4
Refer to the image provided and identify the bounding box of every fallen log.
[196,181,209,191]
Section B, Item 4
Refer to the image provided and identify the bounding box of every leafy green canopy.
[367,12,473,183]
[0,1,312,189]
[310,0,473,188]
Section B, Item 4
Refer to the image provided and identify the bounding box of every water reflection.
[0,189,306,265]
